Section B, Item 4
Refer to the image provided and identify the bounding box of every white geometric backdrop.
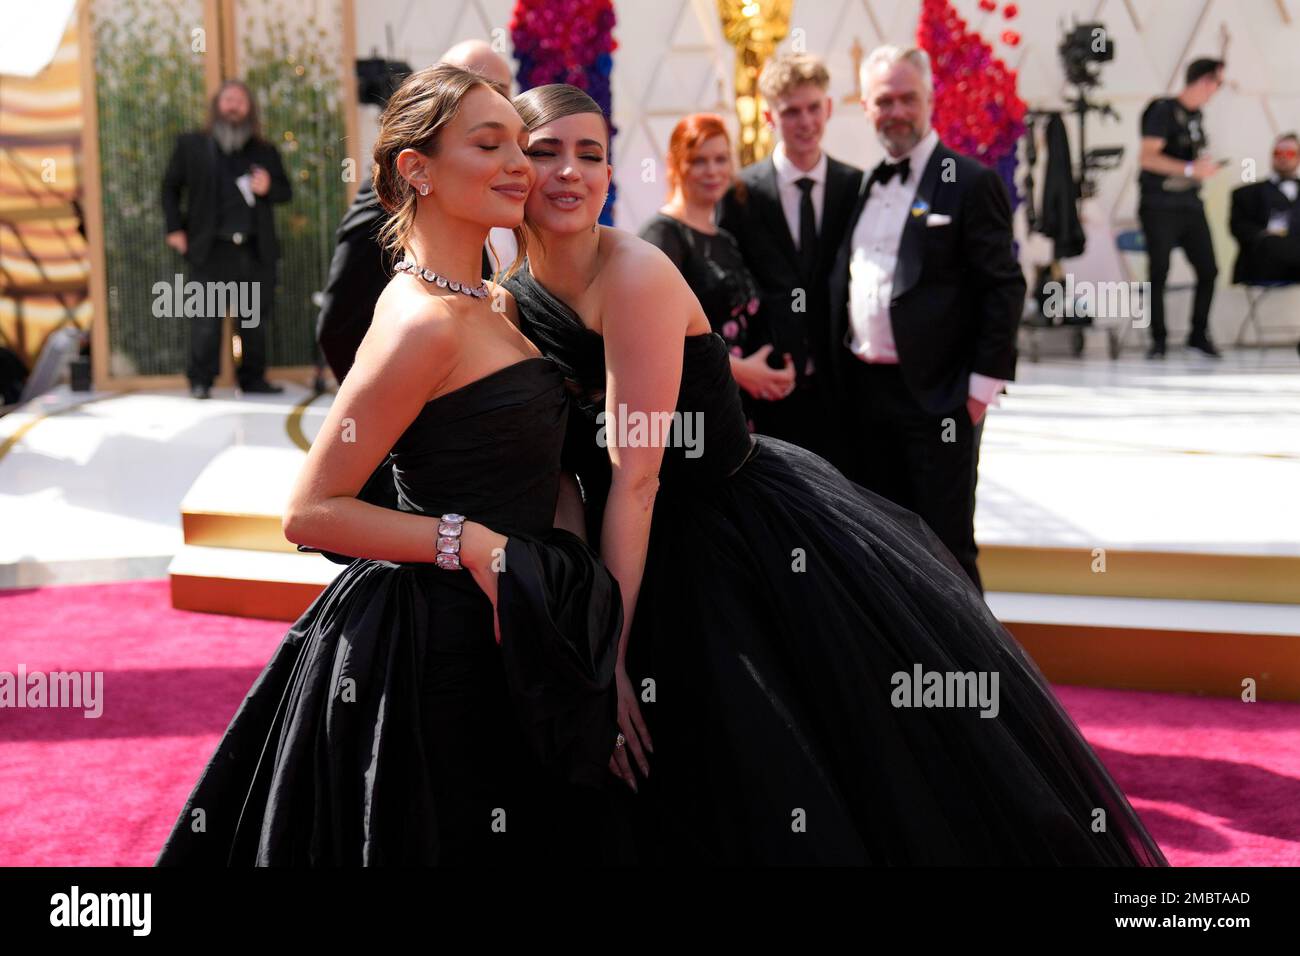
[354,0,1300,339]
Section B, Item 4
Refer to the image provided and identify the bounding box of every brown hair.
[758,54,831,102]
[512,83,610,145]
[372,63,525,277]
[510,84,611,266]
[204,79,262,141]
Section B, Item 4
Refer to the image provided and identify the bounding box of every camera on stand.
[1057,21,1123,199]
[1019,20,1129,358]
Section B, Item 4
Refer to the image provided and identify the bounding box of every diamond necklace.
[394,258,489,299]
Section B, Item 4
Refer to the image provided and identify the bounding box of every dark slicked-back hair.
[1185,58,1224,87]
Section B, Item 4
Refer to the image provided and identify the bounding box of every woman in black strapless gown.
[156,67,621,866]
[508,84,1168,865]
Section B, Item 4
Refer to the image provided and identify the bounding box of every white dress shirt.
[771,140,828,251]
[1276,175,1299,203]
[847,128,1004,407]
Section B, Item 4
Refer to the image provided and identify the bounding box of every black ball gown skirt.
[506,268,1167,866]
[627,433,1166,865]
[155,358,624,866]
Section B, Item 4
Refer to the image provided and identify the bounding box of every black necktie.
[796,177,817,278]
[872,157,911,188]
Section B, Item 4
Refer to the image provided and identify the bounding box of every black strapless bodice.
[505,270,753,490]
[156,354,626,866]
[389,357,566,536]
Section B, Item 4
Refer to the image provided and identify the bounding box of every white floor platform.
[978,346,1300,556]
[2,346,1298,587]
[0,384,328,588]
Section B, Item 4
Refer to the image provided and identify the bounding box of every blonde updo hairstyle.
[372,63,527,279]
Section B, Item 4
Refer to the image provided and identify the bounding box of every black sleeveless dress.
[155,357,623,866]
[507,269,1168,866]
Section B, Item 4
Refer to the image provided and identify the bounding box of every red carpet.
[1,579,1296,866]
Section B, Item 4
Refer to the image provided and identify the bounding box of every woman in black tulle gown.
[156,66,621,866]
[505,83,1167,865]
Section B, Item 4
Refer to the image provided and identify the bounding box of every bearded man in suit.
[827,45,1025,591]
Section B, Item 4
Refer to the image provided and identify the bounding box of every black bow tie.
[872,157,911,187]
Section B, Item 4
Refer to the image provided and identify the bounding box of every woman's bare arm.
[282,294,501,576]
[598,246,694,661]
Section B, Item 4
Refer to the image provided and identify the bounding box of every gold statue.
[843,36,864,103]
[717,0,793,165]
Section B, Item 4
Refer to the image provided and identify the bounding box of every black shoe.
[239,379,284,395]
[1187,337,1222,359]
[1145,343,1166,360]
[190,383,211,400]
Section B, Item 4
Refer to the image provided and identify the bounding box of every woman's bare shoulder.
[355,279,462,382]
[596,228,701,337]
[601,227,685,291]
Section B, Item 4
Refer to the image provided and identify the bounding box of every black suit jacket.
[314,175,496,382]
[315,177,387,381]
[717,154,863,381]
[1229,179,1300,284]
[828,141,1025,416]
[161,131,292,267]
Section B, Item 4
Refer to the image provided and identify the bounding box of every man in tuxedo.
[162,80,292,398]
[827,46,1025,590]
[316,40,515,383]
[717,54,863,459]
[1229,132,1300,284]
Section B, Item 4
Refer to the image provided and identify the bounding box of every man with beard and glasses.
[162,79,292,398]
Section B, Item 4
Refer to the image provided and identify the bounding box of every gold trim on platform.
[285,388,327,452]
[980,545,1300,606]
[170,571,322,622]
[181,511,296,553]
[1007,620,1300,701]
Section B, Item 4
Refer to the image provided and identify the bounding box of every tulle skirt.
[622,436,1167,866]
[156,531,622,866]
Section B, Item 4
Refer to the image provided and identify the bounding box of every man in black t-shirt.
[1137,57,1225,359]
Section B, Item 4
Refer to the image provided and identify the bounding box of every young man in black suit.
[827,45,1025,591]
[162,80,292,398]
[1229,132,1300,284]
[717,54,863,460]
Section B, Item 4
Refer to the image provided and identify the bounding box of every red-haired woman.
[639,114,796,419]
